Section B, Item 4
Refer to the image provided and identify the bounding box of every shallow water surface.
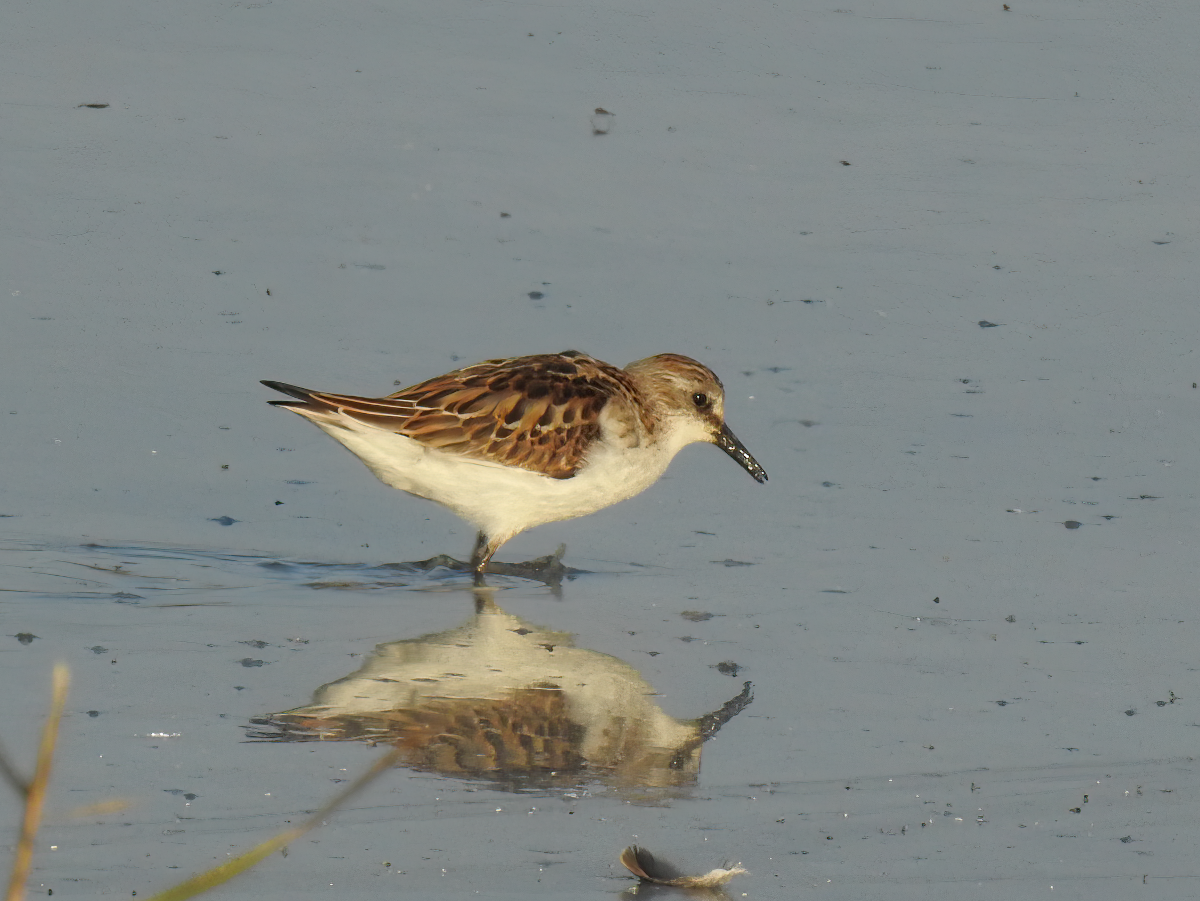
[3,539,1198,899]
[7,0,1200,896]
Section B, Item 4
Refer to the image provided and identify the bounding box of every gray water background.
[4,1,1199,897]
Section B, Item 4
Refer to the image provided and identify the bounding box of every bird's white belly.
[306,417,673,542]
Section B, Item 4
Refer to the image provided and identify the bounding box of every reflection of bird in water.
[262,351,766,578]
[249,591,752,793]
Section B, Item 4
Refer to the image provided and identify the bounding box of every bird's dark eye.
[692,392,710,408]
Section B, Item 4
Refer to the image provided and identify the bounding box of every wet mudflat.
[5,0,1200,898]
[4,532,1198,899]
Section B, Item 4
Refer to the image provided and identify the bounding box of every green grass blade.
[145,747,404,901]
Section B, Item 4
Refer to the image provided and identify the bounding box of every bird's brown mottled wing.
[289,352,638,479]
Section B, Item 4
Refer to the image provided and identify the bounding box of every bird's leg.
[470,531,490,569]
[469,531,502,585]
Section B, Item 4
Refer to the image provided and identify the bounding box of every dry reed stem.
[5,664,70,901]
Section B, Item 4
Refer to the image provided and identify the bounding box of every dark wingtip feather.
[261,380,316,402]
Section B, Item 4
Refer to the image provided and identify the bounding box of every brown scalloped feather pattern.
[295,352,643,479]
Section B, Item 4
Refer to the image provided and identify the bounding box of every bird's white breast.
[299,408,691,544]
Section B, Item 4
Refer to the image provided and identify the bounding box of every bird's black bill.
[716,423,768,483]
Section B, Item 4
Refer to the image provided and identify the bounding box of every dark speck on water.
[210,516,238,526]
[1064,521,1082,529]
[978,320,1002,328]
[15,633,38,644]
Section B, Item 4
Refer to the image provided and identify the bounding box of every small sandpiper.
[262,351,767,576]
